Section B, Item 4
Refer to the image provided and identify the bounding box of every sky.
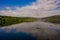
[0,0,60,18]
[0,0,36,9]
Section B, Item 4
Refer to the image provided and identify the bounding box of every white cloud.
[0,0,60,18]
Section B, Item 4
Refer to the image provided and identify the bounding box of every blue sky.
[0,0,36,10]
[0,0,36,6]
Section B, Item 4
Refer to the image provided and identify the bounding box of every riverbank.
[41,15,60,24]
[1,15,60,27]
[0,16,39,27]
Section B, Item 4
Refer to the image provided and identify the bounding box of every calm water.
[0,21,60,40]
[0,32,36,40]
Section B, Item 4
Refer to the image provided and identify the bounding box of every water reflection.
[0,28,36,40]
[55,29,60,37]
[0,32,36,40]
[0,22,60,40]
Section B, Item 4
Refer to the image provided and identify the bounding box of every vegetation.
[41,15,60,24]
[1,15,60,27]
[0,16,38,27]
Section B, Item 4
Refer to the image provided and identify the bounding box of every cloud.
[0,0,60,18]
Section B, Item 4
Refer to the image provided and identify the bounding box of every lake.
[0,21,60,40]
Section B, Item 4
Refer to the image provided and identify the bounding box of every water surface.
[0,21,60,40]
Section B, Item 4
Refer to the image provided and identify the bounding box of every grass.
[0,16,39,27]
[41,15,60,24]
